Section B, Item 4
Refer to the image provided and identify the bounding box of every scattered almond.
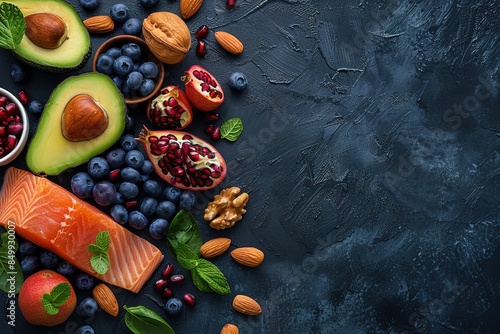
[200,237,231,258]
[220,323,239,334]
[83,15,115,34]
[230,247,264,267]
[180,0,203,19]
[92,283,119,316]
[214,31,244,55]
[232,295,262,316]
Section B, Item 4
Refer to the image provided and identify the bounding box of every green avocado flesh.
[7,0,91,72]
[26,73,126,175]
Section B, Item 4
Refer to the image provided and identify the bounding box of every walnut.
[204,187,249,230]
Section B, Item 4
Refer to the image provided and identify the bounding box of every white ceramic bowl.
[0,87,29,166]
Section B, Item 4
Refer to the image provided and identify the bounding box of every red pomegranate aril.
[169,274,185,285]
[210,127,221,140]
[5,103,17,114]
[6,135,17,148]
[196,40,207,57]
[162,287,174,298]
[18,90,29,105]
[226,0,236,8]
[0,126,5,136]
[195,25,209,39]
[203,112,219,122]
[154,278,169,292]
[0,96,7,107]
[109,169,121,182]
[161,263,174,279]
[8,122,23,135]
[183,293,196,307]
[125,200,137,209]
[205,124,215,134]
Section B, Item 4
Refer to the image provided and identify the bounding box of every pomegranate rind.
[147,86,194,130]
[137,126,227,191]
[181,65,224,112]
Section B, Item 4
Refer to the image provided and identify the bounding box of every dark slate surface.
[1,0,500,333]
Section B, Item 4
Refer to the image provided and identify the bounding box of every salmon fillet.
[0,167,163,293]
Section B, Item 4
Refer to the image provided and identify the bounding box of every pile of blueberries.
[70,132,197,240]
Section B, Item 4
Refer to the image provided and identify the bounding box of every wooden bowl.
[93,35,165,105]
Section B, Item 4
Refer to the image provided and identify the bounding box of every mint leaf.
[190,268,215,293]
[90,253,110,275]
[87,244,103,254]
[41,282,71,315]
[192,259,230,295]
[166,210,202,258]
[220,118,243,142]
[124,305,175,334]
[0,3,25,50]
[175,243,200,270]
[95,231,110,252]
[88,231,110,274]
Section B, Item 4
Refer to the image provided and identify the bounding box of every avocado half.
[26,73,126,175]
[6,0,91,72]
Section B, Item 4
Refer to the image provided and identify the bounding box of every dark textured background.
[1,0,500,333]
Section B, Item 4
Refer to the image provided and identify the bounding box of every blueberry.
[138,79,155,97]
[21,255,40,275]
[139,0,159,8]
[149,218,169,240]
[79,0,101,10]
[143,179,162,197]
[77,325,95,334]
[125,113,135,132]
[179,190,196,210]
[165,297,183,316]
[119,182,139,199]
[121,43,142,61]
[105,47,122,59]
[28,100,44,114]
[120,167,141,182]
[114,191,125,204]
[138,62,159,79]
[10,63,27,83]
[125,150,145,169]
[141,160,154,174]
[40,251,59,269]
[96,54,114,75]
[106,148,126,168]
[123,18,142,36]
[110,3,129,22]
[140,174,150,182]
[113,55,134,76]
[75,272,95,290]
[140,197,158,217]
[156,200,177,220]
[111,75,123,88]
[77,298,98,317]
[127,71,144,90]
[228,72,248,92]
[121,81,131,98]
[18,241,37,256]
[164,186,182,203]
[92,181,116,206]
[128,210,149,230]
[87,157,109,179]
[71,172,96,199]
[57,261,76,277]
[110,204,128,224]
[120,134,138,151]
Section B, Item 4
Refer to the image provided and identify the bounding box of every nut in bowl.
[0,88,29,166]
[93,35,164,104]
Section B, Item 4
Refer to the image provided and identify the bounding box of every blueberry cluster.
[95,42,160,99]
[70,133,197,240]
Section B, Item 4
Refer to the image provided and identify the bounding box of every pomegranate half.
[137,126,226,190]
[181,65,224,112]
[147,86,193,130]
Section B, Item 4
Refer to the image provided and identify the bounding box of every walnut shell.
[142,12,191,64]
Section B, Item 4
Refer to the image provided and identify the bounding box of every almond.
[230,247,264,267]
[214,31,244,55]
[200,237,231,258]
[220,323,239,334]
[232,295,262,316]
[180,0,203,19]
[92,283,119,316]
[83,15,115,34]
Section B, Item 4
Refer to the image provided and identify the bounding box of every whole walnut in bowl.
[142,12,191,65]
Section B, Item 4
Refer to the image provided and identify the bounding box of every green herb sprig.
[124,305,175,334]
[220,118,243,141]
[41,282,71,315]
[0,2,25,50]
[167,210,230,295]
[87,230,111,275]
[0,230,23,294]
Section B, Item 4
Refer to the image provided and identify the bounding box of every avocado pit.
[62,94,108,142]
[25,13,68,49]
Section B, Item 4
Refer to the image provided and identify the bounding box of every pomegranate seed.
[7,135,17,148]
[169,274,185,285]
[195,25,209,39]
[125,200,137,209]
[226,0,236,9]
[18,90,29,105]
[154,278,168,292]
[0,126,5,136]
[8,122,23,135]
[203,112,219,122]
[183,293,196,307]
[0,96,7,107]
[161,263,174,279]
[196,40,207,57]
[162,287,174,298]
[205,124,215,134]
[109,169,121,182]
[210,127,221,140]
[5,103,16,114]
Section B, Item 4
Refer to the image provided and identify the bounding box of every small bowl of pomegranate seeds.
[0,87,29,166]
